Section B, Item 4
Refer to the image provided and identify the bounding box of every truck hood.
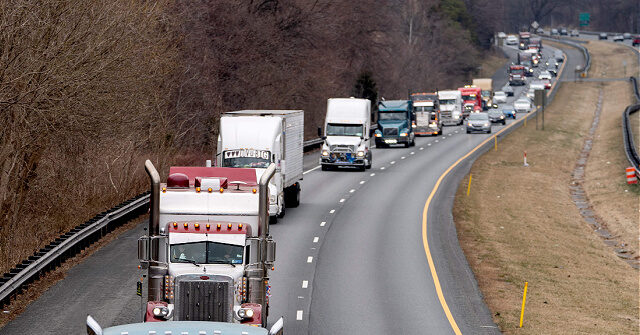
[325,136,363,147]
[377,120,409,130]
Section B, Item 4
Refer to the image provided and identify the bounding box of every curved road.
[0,40,584,334]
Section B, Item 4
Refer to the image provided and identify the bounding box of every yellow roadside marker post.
[519,282,529,328]
[466,174,472,196]
[494,136,497,151]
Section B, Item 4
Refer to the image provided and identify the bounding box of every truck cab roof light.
[219,187,224,193]
[173,222,178,228]
[194,223,200,229]
[195,187,201,193]
[183,223,188,229]
[252,188,257,193]
[208,188,213,193]
[227,223,232,230]
[206,224,211,230]
[217,224,221,230]
[162,187,166,193]
[238,224,243,230]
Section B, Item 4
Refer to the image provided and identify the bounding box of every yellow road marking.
[421,45,568,334]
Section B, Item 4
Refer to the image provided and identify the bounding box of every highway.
[0,40,583,334]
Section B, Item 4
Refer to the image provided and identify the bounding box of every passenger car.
[551,28,559,36]
[506,35,518,45]
[466,113,491,134]
[613,34,624,42]
[493,91,507,104]
[570,30,579,37]
[634,36,640,47]
[501,105,516,119]
[538,71,552,80]
[514,97,532,113]
[488,109,506,125]
[623,33,632,39]
[599,33,608,40]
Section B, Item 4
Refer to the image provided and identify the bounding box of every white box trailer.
[218,110,303,223]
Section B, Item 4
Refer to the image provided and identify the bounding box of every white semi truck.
[438,90,463,126]
[319,98,372,171]
[217,110,303,223]
[138,161,278,328]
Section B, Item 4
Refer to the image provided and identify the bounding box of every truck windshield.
[414,106,434,112]
[440,99,457,105]
[378,111,407,120]
[481,91,491,98]
[326,123,363,137]
[171,242,244,265]
[223,149,271,168]
[461,94,477,101]
[511,69,524,75]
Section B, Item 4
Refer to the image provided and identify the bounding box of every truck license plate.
[385,139,397,144]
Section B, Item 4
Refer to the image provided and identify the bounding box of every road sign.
[137,281,142,296]
[579,12,590,27]
[531,21,539,30]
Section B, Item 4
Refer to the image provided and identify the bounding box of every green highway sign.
[579,12,590,27]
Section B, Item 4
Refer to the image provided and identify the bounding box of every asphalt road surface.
[0,40,583,334]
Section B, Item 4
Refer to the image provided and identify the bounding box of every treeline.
[0,0,486,272]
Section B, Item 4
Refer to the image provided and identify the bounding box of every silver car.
[466,113,491,134]
[514,97,532,113]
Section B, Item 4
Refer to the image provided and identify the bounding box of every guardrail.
[540,35,591,77]
[623,77,640,180]
[0,191,150,307]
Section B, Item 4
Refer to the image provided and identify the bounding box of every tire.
[269,215,278,225]
[487,129,492,134]
[321,164,329,171]
[502,120,506,125]
[410,139,415,146]
[277,204,286,218]
[365,152,372,169]
[285,183,300,208]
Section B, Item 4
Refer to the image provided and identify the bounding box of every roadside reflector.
[626,167,637,184]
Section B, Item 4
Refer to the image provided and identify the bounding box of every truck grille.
[441,110,452,118]
[330,144,355,153]
[382,128,398,136]
[174,276,233,322]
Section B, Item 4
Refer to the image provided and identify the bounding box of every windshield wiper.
[177,258,200,267]
[209,260,236,267]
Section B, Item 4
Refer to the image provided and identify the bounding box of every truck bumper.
[375,136,410,146]
[415,126,440,136]
[320,157,365,167]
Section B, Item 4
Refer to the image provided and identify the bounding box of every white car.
[538,71,552,80]
[493,91,507,104]
[623,32,632,39]
[570,30,579,37]
[613,35,624,42]
[497,32,507,39]
[506,35,518,45]
[526,88,535,100]
[514,97,532,113]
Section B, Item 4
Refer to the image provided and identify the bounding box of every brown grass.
[476,49,509,79]
[587,40,639,78]
[453,78,639,334]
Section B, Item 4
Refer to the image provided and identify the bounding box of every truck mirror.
[138,236,150,263]
[321,136,326,140]
[317,127,322,137]
[247,238,260,264]
[265,238,276,264]
[269,317,284,335]
[86,315,103,335]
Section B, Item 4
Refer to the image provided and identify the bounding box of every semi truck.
[517,52,534,77]
[458,86,483,116]
[319,98,372,171]
[472,78,493,108]
[509,65,526,86]
[374,100,415,148]
[218,110,303,223]
[438,90,463,126]
[137,161,278,328]
[87,316,284,335]
[410,92,442,136]
[518,31,530,50]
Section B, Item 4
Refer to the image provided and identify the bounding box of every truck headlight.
[237,308,255,319]
[453,115,460,119]
[356,151,364,157]
[153,306,169,317]
[400,132,408,137]
[374,133,382,137]
[484,123,490,127]
[321,150,329,156]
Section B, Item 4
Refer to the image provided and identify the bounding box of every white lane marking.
[320,221,326,226]
[370,173,375,176]
[339,198,345,203]
[448,133,452,136]
[420,147,424,150]
[303,165,321,175]
[401,156,405,160]
[435,140,439,143]
[410,152,415,155]
[442,137,446,140]
[296,310,303,320]
[329,209,335,214]
[380,167,386,170]
[302,280,308,288]
[455,131,459,133]
[390,161,395,164]
[313,237,319,243]
[349,189,355,193]
[359,180,365,184]
[428,143,432,146]
[307,256,313,263]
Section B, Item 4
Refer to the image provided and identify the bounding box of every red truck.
[518,31,531,50]
[509,65,526,86]
[458,86,483,116]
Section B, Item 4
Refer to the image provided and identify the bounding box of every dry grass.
[476,49,509,79]
[587,40,639,78]
[453,79,639,334]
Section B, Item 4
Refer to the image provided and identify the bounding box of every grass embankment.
[453,47,639,333]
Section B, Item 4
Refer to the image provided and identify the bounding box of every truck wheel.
[321,164,329,171]
[410,139,416,146]
[404,142,410,148]
[277,203,286,218]
[269,215,278,225]
[285,182,300,208]
[365,153,372,169]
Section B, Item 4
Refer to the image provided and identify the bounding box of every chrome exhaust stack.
[144,160,165,302]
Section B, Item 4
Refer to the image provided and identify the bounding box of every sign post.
[534,89,546,130]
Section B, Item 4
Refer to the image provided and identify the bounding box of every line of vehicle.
[419,44,569,334]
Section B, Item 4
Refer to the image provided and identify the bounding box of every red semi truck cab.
[509,65,526,86]
[458,86,483,116]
